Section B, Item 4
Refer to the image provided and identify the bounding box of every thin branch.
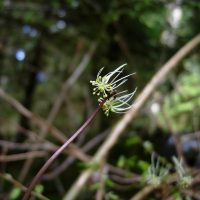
[43,130,108,180]
[130,185,156,200]
[109,174,140,185]
[0,140,55,152]
[0,151,47,162]
[41,41,97,139]
[0,88,66,143]
[18,42,97,182]
[63,33,200,200]
[22,95,111,200]
[0,88,90,163]
[108,165,137,177]
[95,163,108,200]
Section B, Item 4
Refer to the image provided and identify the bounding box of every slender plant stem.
[22,96,110,200]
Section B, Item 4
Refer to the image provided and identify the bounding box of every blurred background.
[0,0,200,199]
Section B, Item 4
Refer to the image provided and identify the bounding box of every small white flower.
[90,64,136,116]
[145,154,169,187]
[172,156,192,188]
[90,63,135,97]
[98,89,137,116]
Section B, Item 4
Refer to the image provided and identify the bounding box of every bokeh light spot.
[15,49,26,61]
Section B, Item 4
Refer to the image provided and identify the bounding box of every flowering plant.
[90,64,136,116]
[172,156,192,188]
[145,154,169,187]
[23,64,136,200]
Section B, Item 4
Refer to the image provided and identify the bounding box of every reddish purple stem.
[22,96,110,200]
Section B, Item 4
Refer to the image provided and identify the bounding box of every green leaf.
[106,191,120,200]
[143,141,154,153]
[10,188,21,200]
[138,160,149,172]
[125,135,141,146]
[105,178,115,187]
[34,184,44,194]
[117,155,126,168]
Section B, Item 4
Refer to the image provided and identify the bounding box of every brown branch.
[63,33,200,200]
[43,130,108,180]
[0,88,90,162]
[109,174,140,185]
[22,94,111,200]
[40,41,97,139]
[130,185,156,200]
[17,126,45,141]
[0,88,66,143]
[18,41,97,182]
[0,151,47,162]
[0,140,61,153]
[95,163,108,200]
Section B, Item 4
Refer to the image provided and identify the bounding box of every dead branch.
[0,140,55,152]
[43,129,108,180]
[41,41,97,139]
[0,88,90,163]
[18,42,97,182]
[0,151,47,162]
[0,88,66,143]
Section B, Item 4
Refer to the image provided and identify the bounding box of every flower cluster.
[90,64,136,116]
[145,155,193,189]
[172,156,192,188]
[145,154,169,187]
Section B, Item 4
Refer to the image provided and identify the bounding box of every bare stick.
[130,185,156,200]
[41,41,97,139]
[43,130,108,180]
[0,88,66,143]
[63,33,200,200]
[95,162,108,200]
[18,42,97,182]
[0,140,64,153]
[0,88,90,162]
[0,151,47,162]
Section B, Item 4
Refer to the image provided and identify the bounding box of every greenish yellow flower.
[90,64,135,97]
[145,154,169,187]
[90,64,136,116]
[98,89,137,116]
[172,156,192,188]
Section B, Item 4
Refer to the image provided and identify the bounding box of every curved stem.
[22,96,110,200]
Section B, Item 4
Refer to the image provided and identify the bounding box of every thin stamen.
[112,72,136,85]
[97,67,104,77]
[91,64,136,116]
[110,68,124,83]
[114,100,131,108]
[105,68,124,83]
[112,79,128,89]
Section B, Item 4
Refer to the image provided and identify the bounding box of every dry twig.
[0,151,48,162]
[0,88,89,162]
[18,41,97,182]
